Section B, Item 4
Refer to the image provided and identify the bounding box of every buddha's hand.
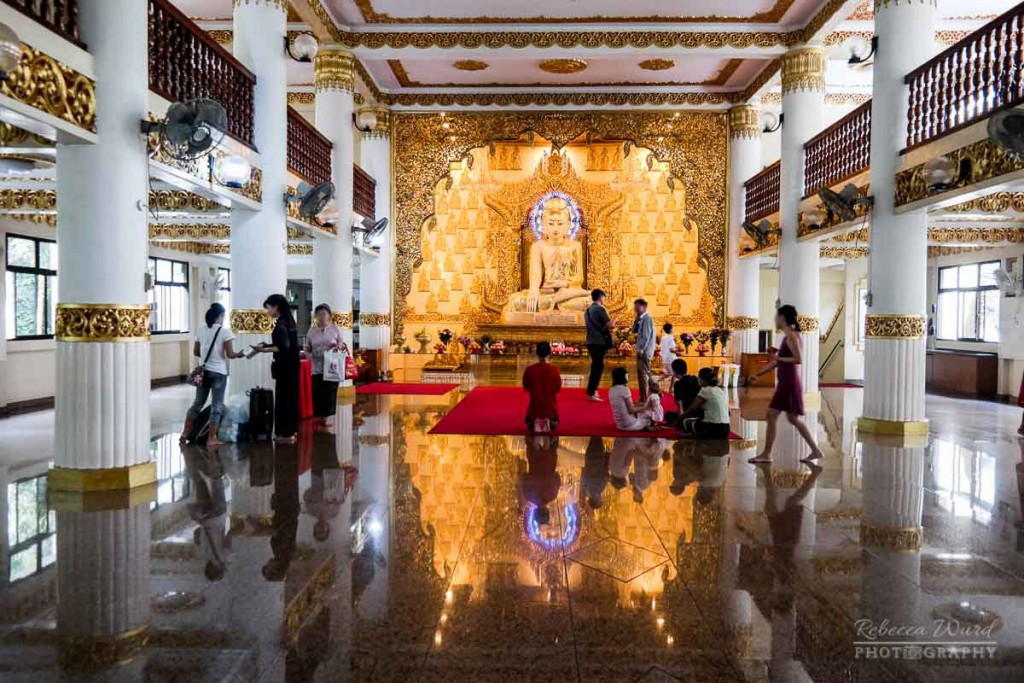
[547,280,569,289]
[526,289,540,312]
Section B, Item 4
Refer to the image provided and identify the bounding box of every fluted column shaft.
[727,104,763,363]
[358,106,393,351]
[230,0,289,395]
[862,1,937,428]
[53,0,151,475]
[778,46,827,395]
[313,47,356,352]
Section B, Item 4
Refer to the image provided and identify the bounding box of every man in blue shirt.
[631,298,656,401]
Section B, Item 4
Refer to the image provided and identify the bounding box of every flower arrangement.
[680,332,695,354]
[708,328,720,352]
[614,328,633,344]
[433,342,447,354]
[693,329,710,346]
[618,340,634,356]
[717,328,731,352]
[468,341,482,353]
[489,340,506,355]
[551,342,581,356]
[438,328,455,345]
[457,334,473,349]
[696,343,710,357]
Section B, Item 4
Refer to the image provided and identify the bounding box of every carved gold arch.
[392,111,729,337]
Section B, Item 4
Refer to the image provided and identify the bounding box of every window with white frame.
[5,234,57,340]
[148,257,189,334]
[936,260,1000,343]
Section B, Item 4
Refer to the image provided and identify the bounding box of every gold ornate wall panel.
[895,139,1024,207]
[393,111,728,337]
[1,45,96,133]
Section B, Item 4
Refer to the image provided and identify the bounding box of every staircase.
[819,301,845,382]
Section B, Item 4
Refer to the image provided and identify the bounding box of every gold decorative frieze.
[729,438,758,451]
[928,227,1024,245]
[232,0,287,9]
[352,0,797,24]
[820,246,869,259]
[874,0,938,10]
[10,212,56,226]
[359,434,390,446]
[207,30,232,45]
[337,30,801,51]
[896,138,1024,207]
[56,304,151,342]
[231,308,274,335]
[796,315,820,332]
[946,191,1024,214]
[1,45,96,133]
[151,240,229,255]
[359,312,392,327]
[332,311,354,329]
[454,60,489,71]
[386,91,732,107]
[639,58,675,71]
[314,48,355,93]
[288,92,315,105]
[0,188,56,211]
[727,316,759,330]
[770,469,811,489]
[781,46,826,94]
[728,105,761,140]
[149,223,230,240]
[859,522,923,552]
[928,245,991,258]
[0,121,50,146]
[149,189,223,212]
[288,244,313,255]
[865,314,926,339]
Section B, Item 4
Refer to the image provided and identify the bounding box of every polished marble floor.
[0,385,1023,681]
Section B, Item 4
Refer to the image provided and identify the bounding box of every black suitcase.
[187,406,212,445]
[248,387,274,442]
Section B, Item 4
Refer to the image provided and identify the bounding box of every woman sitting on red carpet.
[522,341,562,432]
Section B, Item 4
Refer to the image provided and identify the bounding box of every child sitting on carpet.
[638,382,665,427]
[522,341,561,432]
[677,367,731,439]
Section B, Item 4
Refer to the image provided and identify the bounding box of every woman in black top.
[254,294,301,443]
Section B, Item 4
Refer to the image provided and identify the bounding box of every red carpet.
[430,386,740,439]
[820,383,863,389]
[357,382,459,395]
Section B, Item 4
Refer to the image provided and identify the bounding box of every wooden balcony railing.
[148,0,255,148]
[353,165,376,220]
[804,101,871,197]
[2,0,81,46]
[287,107,332,185]
[905,4,1024,150]
[744,160,780,223]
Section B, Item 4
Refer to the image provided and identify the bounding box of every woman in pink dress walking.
[746,305,824,464]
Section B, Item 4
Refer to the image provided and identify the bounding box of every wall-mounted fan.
[142,99,227,160]
[989,108,1024,159]
[286,181,335,219]
[742,219,779,250]
[353,216,389,251]
[817,183,873,223]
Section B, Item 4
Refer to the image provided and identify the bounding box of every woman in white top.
[181,303,244,447]
[678,367,731,439]
[659,322,680,379]
[608,367,652,431]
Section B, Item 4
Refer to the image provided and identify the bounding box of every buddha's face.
[542,198,570,243]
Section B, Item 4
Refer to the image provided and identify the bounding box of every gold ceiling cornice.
[381,91,733,107]
[149,224,230,241]
[352,0,798,24]
[387,58,743,89]
[335,30,803,51]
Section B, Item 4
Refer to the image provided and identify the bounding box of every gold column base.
[57,623,149,672]
[49,483,157,512]
[49,461,157,493]
[338,384,356,399]
[858,417,929,436]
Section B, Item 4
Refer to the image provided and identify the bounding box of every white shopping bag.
[323,349,344,382]
[323,468,346,503]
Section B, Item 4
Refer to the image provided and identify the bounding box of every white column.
[356,401,390,621]
[778,46,827,396]
[53,0,152,480]
[229,0,289,395]
[313,47,356,350]
[56,503,150,670]
[727,104,763,362]
[358,106,393,351]
[861,1,937,432]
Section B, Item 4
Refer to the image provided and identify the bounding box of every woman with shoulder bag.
[181,303,244,447]
[303,303,348,426]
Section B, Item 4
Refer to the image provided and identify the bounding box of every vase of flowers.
[717,328,731,355]
[696,343,710,357]
[709,329,720,355]
[489,340,506,355]
[438,328,455,346]
[618,340,634,357]
[680,332,695,354]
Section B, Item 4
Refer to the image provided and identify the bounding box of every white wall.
[843,258,868,382]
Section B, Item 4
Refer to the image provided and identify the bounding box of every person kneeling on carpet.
[677,367,731,439]
[523,341,562,432]
[609,367,652,432]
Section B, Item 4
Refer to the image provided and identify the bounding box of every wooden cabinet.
[741,352,776,388]
[926,350,998,399]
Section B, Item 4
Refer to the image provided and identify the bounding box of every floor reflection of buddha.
[505,197,591,315]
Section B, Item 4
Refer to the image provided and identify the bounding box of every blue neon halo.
[529,191,583,241]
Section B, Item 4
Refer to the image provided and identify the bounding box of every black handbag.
[188,327,221,387]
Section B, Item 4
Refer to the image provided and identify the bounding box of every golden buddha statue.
[503,195,592,323]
